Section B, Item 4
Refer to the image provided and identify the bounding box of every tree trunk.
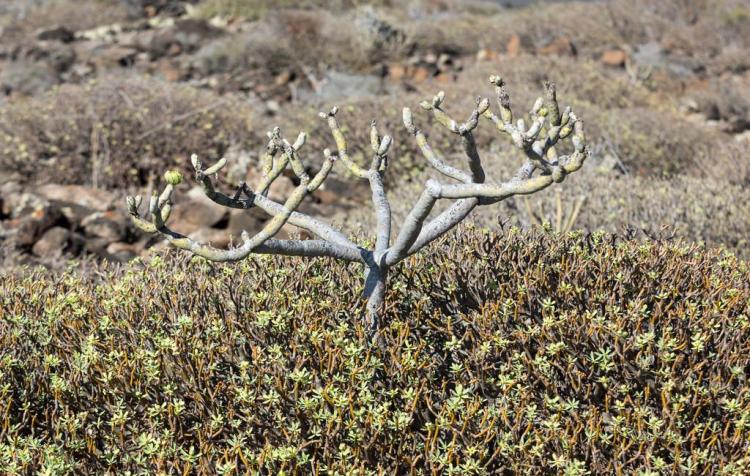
[363,264,387,336]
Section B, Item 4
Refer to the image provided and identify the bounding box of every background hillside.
[0,0,748,268]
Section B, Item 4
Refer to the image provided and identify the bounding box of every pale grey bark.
[126,75,588,336]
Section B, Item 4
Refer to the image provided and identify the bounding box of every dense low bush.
[0,74,253,188]
[381,173,750,259]
[1,228,748,474]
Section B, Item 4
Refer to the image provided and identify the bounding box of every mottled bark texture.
[127,76,588,336]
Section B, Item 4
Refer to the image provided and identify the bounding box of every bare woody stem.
[126,75,588,337]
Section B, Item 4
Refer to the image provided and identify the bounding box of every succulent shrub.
[127,75,588,333]
[1,229,749,474]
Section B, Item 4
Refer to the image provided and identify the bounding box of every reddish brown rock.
[274,70,293,86]
[156,59,182,81]
[411,66,430,83]
[15,205,64,247]
[387,63,407,81]
[168,189,229,234]
[91,44,139,69]
[2,190,48,218]
[313,188,342,206]
[507,34,522,57]
[36,184,114,212]
[435,73,453,83]
[539,37,577,57]
[601,49,627,67]
[81,211,127,241]
[32,226,70,258]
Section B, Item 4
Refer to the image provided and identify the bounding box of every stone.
[32,226,70,258]
[169,188,230,234]
[188,228,230,249]
[36,184,114,212]
[632,41,665,68]
[278,224,312,241]
[411,66,430,83]
[56,202,98,226]
[81,211,127,241]
[313,188,342,206]
[156,58,182,81]
[265,175,297,204]
[0,59,57,96]
[274,70,292,86]
[223,144,254,185]
[1,188,48,218]
[387,63,407,81]
[30,42,77,74]
[315,175,368,202]
[36,26,75,43]
[423,52,438,65]
[437,53,452,68]
[435,73,452,83]
[227,209,265,240]
[601,49,627,67]
[476,48,498,62]
[507,34,522,57]
[149,18,224,59]
[87,44,139,69]
[297,70,382,103]
[83,236,110,256]
[14,205,64,247]
[538,37,577,57]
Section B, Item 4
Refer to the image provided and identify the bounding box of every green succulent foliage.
[163,170,183,186]
[1,228,749,474]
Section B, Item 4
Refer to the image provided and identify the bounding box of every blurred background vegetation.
[1,0,748,268]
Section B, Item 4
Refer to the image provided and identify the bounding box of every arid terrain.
[1,1,750,474]
[0,0,748,269]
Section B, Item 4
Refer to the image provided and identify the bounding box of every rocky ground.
[1,0,748,270]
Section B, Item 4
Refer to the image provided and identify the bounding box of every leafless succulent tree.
[127,76,588,334]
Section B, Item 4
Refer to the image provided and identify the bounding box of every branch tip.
[378,135,393,156]
[203,158,227,176]
[489,75,504,86]
[433,91,445,108]
[403,107,416,134]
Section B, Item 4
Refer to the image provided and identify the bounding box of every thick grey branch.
[406,198,479,255]
[384,181,441,265]
[190,155,356,249]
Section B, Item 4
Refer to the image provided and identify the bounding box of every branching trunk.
[126,75,588,338]
[363,264,387,336]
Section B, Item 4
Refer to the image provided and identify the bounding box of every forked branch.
[127,75,588,335]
